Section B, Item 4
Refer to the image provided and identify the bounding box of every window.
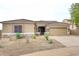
[14,25,22,33]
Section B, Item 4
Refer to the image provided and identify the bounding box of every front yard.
[23,36,79,56]
[0,36,65,56]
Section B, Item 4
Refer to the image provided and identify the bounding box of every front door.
[38,26,45,35]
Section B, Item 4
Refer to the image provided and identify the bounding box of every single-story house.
[0,19,70,36]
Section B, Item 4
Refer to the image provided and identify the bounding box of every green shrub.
[16,32,21,39]
[32,34,36,39]
[44,32,49,40]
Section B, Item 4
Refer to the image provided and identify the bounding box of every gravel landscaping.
[0,36,65,56]
[25,46,79,56]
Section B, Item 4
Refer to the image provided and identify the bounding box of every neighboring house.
[0,19,69,36]
[63,19,79,35]
[63,19,72,24]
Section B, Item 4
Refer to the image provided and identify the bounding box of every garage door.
[49,27,67,36]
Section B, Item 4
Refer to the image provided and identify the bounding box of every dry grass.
[0,36,65,56]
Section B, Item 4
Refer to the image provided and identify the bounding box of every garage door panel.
[49,28,67,36]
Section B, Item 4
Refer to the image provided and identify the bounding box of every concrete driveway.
[50,36,79,47]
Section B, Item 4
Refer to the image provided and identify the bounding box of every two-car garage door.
[49,27,68,36]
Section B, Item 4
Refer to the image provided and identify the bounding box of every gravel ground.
[22,36,79,56]
[0,36,65,56]
[24,46,79,56]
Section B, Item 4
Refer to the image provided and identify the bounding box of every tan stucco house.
[0,19,70,36]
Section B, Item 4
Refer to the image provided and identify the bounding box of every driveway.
[50,36,79,47]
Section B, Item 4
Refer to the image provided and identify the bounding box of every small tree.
[70,3,79,26]
[44,32,49,40]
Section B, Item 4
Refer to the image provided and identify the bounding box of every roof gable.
[48,22,69,27]
[1,19,34,24]
[35,21,58,24]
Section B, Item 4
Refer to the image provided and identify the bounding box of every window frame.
[14,25,22,33]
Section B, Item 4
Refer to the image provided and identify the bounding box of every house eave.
[0,22,2,23]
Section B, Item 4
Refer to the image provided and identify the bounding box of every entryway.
[38,26,45,35]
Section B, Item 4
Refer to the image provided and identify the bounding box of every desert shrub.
[16,32,22,39]
[0,45,4,48]
[48,39,53,44]
[32,34,36,39]
[44,32,49,40]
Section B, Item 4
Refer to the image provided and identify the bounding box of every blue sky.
[0,0,79,22]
